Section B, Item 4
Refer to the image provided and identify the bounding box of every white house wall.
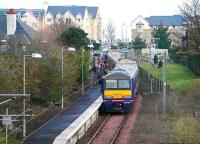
[131,15,150,29]
[42,6,101,41]
[63,11,76,23]
[45,12,54,25]
[130,15,186,48]
[21,11,42,31]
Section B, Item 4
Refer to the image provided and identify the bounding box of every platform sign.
[2,115,12,125]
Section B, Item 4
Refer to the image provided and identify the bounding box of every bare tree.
[180,0,200,51]
[105,20,115,45]
[44,19,76,41]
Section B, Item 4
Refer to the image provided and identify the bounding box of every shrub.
[170,116,200,143]
[153,54,158,65]
[175,51,189,57]
[158,60,163,68]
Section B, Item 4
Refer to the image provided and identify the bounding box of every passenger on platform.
[91,64,98,88]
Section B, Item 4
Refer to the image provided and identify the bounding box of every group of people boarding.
[90,53,109,88]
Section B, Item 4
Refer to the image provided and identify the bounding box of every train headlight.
[123,95,132,99]
[104,96,113,99]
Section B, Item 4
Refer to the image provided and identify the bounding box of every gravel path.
[130,93,161,144]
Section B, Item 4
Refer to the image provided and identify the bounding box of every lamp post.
[88,43,94,64]
[0,39,7,43]
[149,45,152,80]
[163,51,167,116]
[82,47,84,95]
[23,53,42,138]
[155,38,160,49]
[1,39,7,50]
[61,47,75,109]
[122,23,128,43]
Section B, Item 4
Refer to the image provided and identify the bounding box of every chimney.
[6,9,16,35]
[43,1,49,14]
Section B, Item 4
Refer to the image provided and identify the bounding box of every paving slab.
[23,87,101,144]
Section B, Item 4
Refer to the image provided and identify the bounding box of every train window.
[118,80,130,89]
[106,80,117,88]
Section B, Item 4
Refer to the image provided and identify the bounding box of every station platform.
[23,87,102,144]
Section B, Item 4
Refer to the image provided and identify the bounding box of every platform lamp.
[61,47,76,109]
[23,53,42,138]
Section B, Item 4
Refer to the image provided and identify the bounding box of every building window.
[138,32,142,37]
[32,23,37,27]
[47,18,51,22]
[22,15,27,18]
[173,25,176,29]
[78,18,81,22]
[66,18,72,24]
[17,14,21,18]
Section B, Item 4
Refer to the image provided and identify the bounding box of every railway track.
[87,113,128,144]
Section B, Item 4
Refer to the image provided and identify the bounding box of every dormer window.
[47,18,51,22]
[17,13,21,18]
[32,23,37,27]
[136,22,144,29]
[66,18,71,23]
[22,15,27,18]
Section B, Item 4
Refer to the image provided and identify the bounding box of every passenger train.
[101,59,140,112]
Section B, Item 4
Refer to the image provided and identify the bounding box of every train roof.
[115,62,139,78]
[104,71,130,80]
[106,50,139,79]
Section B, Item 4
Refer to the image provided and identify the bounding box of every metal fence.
[139,67,170,94]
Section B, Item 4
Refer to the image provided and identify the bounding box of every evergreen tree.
[152,25,171,49]
[154,54,158,65]
[132,37,146,49]
[59,27,89,51]
[158,60,163,68]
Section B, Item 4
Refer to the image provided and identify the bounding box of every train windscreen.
[118,80,130,88]
[105,79,130,89]
[106,80,117,88]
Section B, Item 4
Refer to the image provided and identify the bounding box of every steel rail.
[87,115,110,144]
[110,113,128,144]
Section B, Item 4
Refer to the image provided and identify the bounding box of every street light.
[162,51,167,116]
[81,47,85,96]
[61,47,76,110]
[88,43,94,63]
[122,23,127,42]
[23,53,42,138]
[1,39,7,50]
[149,45,152,80]
[0,39,7,43]
[155,38,160,49]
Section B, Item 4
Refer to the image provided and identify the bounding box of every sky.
[0,0,185,38]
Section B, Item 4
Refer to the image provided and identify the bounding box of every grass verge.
[140,62,200,93]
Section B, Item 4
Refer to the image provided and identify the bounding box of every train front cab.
[101,76,135,112]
